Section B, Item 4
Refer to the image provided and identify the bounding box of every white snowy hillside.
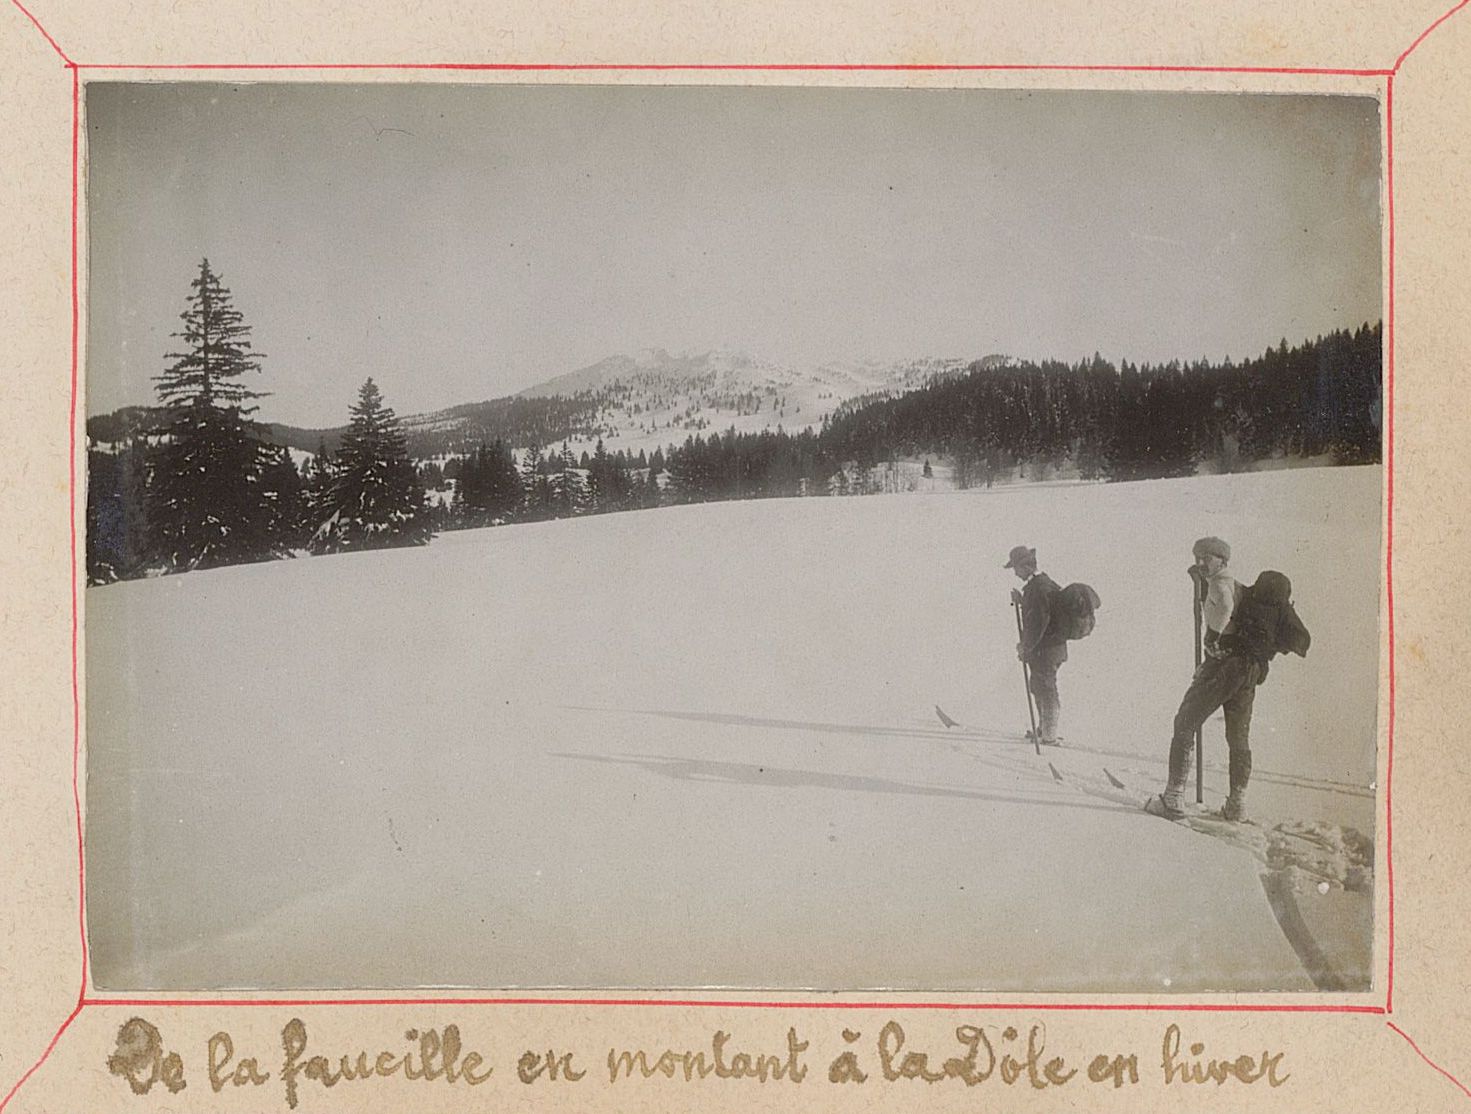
[505,348,991,458]
[84,465,1381,993]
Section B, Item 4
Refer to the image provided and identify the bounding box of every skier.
[1153,538,1235,818]
[1005,545,1066,746]
[1150,555,1311,822]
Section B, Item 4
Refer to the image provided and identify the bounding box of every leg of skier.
[1029,648,1063,746]
[1219,664,1260,821]
[1158,656,1249,817]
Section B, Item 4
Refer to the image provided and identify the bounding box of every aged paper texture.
[2,0,1469,1111]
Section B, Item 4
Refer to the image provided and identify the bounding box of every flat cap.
[1192,536,1231,562]
[1003,545,1036,569]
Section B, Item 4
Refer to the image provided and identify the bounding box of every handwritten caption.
[107,1016,1287,1106]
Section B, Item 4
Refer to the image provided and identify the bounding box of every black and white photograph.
[83,82,1383,994]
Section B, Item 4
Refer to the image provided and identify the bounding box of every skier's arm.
[1202,577,1236,639]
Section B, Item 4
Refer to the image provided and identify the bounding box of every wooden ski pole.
[1014,597,1040,756]
[1190,566,1206,804]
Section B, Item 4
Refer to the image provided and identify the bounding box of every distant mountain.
[88,350,1009,461]
[515,348,793,400]
[507,348,998,458]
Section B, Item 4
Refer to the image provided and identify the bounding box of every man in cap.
[1192,536,1242,663]
[1150,536,1249,820]
[1006,545,1066,746]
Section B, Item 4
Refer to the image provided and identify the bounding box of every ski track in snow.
[935,719,1375,895]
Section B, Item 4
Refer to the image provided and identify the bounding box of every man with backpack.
[1006,545,1068,747]
[1149,546,1311,822]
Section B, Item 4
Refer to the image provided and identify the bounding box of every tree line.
[86,260,1383,583]
[822,324,1382,485]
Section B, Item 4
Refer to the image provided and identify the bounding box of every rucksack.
[1222,571,1310,666]
[1052,583,1102,640]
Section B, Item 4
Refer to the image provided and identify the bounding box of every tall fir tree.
[259,445,308,549]
[483,439,524,518]
[146,258,279,571]
[550,441,588,516]
[455,440,522,526]
[302,439,337,538]
[312,377,432,552]
[520,443,552,519]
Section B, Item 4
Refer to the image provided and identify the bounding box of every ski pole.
[1190,566,1205,804]
[1013,597,1040,756]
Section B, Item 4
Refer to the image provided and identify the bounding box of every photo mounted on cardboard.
[82,81,1382,993]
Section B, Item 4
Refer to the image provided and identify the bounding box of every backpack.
[1052,583,1102,640]
[1222,571,1310,667]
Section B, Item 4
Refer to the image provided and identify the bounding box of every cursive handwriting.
[607,1028,809,1083]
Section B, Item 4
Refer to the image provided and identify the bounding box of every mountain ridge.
[89,349,1007,459]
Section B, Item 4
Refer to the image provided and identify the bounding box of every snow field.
[84,465,1381,991]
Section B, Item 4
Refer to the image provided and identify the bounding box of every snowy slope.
[84,466,1381,992]
[508,347,979,458]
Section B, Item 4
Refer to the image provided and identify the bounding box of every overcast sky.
[85,83,1382,428]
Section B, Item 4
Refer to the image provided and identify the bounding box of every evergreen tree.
[485,440,523,518]
[520,444,552,519]
[86,437,152,582]
[302,439,337,537]
[586,437,632,514]
[456,440,522,526]
[260,445,308,550]
[86,448,126,583]
[550,441,588,516]
[145,258,279,571]
[313,378,431,551]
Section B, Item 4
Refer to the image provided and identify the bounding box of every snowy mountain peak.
[515,348,781,399]
[504,348,991,456]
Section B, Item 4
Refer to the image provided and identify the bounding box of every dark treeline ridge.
[643,322,1382,502]
[822,322,1383,483]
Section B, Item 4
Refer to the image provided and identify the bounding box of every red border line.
[72,61,1393,75]
[1395,0,1471,70]
[12,0,1468,1098]
[0,52,89,1114]
[62,66,1399,1020]
[1,0,1463,1103]
[7,0,71,64]
[58,60,1398,1018]
[0,1002,84,1114]
[1389,1022,1471,1101]
[82,997,1386,1013]
[1384,71,1397,1017]
[71,61,89,1003]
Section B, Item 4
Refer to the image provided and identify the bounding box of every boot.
[1219,790,1246,822]
[1155,779,1187,820]
[1038,704,1061,747]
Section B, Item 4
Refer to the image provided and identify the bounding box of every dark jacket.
[1019,572,1068,664]
[1220,571,1311,675]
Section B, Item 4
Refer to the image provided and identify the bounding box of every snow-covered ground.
[84,465,1381,993]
